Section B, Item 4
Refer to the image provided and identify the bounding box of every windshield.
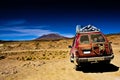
[91,34,105,42]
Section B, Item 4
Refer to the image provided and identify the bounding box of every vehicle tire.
[75,65,79,71]
[104,60,111,64]
[100,60,110,64]
[78,62,90,67]
[70,54,74,63]
[70,57,74,63]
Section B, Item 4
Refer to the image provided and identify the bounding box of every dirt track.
[0,45,120,80]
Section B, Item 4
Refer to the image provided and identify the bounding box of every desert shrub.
[0,55,6,60]
[42,53,46,56]
[62,55,66,58]
[26,57,32,60]
[33,57,36,60]
[42,56,46,59]
[30,52,35,54]
[46,57,50,60]
[62,53,66,56]
[49,52,52,55]
[58,57,61,59]
[21,56,25,61]
[61,68,66,70]
[38,57,42,60]
[52,56,55,58]
[16,57,20,60]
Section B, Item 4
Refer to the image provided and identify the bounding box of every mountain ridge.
[36,33,68,40]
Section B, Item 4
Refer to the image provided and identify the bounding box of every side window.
[80,35,89,44]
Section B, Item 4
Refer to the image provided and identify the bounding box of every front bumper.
[77,54,114,63]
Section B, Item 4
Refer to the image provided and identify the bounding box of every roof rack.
[76,24,100,33]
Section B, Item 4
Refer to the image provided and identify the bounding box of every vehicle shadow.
[77,63,119,73]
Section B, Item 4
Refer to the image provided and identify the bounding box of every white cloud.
[0,26,74,40]
[60,33,74,38]
[0,27,56,37]
[11,28,54,36]
[0,33,28,37]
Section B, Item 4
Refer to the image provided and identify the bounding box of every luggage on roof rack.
[76,24,100,33]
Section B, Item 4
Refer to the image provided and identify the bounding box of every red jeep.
[69,25,114,70]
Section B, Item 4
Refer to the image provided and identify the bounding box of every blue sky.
[0,0,120,40]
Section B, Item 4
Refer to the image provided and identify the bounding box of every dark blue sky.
[0,0,120,40]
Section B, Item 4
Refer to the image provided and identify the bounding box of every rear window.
[91,34,105,42]
[80,35,89,44]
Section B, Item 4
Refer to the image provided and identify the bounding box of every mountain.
[36,33,68,40]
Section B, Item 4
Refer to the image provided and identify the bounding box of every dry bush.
[4,50,69,61]
[1,39,72,61]
[0,55,6,60]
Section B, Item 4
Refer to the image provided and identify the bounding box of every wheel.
[100,60,111,64]
[75,65,79,71]
[70,54,74,63]
[70,57,74,63]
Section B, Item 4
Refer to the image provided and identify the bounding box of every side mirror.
[109,42,112,44]
[68,45,72,48]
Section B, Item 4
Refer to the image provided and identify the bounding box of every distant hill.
[36,33,68,40]
[105,32,120,36]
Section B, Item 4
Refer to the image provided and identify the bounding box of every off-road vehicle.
[69,25,114,70]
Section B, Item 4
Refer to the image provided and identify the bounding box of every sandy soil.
[0,39,120,80]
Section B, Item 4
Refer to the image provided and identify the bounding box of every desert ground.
[0,36,120,80]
